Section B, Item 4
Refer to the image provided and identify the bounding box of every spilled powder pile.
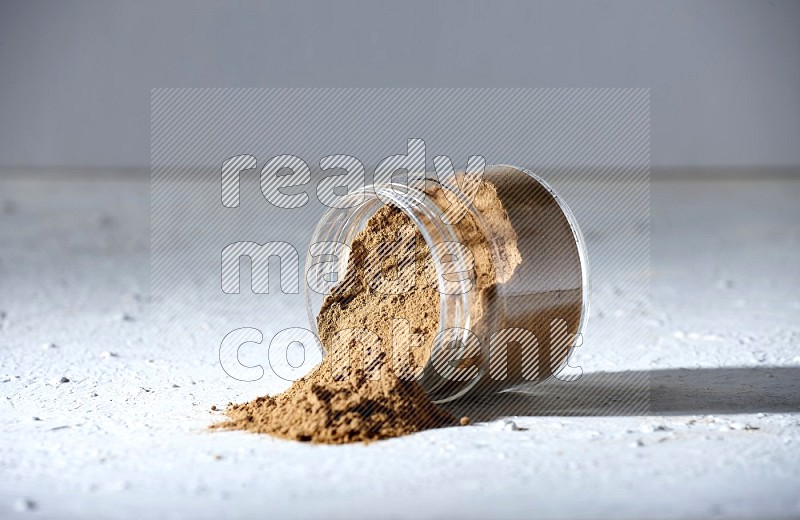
[212,205,456,443]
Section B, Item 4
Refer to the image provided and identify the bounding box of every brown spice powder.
[212,205,456,443]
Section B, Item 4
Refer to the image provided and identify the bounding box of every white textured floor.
[1,172,799,519]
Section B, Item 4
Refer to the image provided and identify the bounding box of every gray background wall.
[0,0,798,170]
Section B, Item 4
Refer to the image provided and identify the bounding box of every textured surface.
[1,172,799,519]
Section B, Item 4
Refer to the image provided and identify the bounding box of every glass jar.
[305,164,589,403]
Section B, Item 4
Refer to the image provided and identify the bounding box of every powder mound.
[212,206,456,443]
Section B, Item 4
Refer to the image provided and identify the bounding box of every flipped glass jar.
[305,164,589,403]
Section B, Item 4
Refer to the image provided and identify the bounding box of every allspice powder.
[212,205,456,443]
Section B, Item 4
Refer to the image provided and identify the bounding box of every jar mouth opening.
[303,181,485,403]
